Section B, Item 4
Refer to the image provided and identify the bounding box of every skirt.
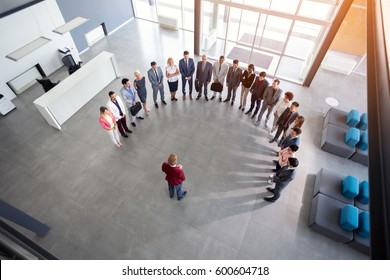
[168,80,178,92]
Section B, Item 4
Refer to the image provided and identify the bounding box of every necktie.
[155,69,159,83]
[282,111,292,126]
[113,99,123,116]
[186,59,188,70]
[219,64,221,72]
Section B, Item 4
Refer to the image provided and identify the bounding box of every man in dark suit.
[255,79,282,127]
[245,71,269,119]
[195,54,213,101]
[264,157,299,202]
[269,101,300,143]
[224,59,242,106]
[147,61,166,108]
[179,50,195,100]
[279,127,302,149]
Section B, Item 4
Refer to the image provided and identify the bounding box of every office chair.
[62,54,82,75]
[36,78,60,92]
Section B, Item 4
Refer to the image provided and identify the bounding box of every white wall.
[0,0,79,100]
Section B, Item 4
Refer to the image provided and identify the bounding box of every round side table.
[323,97,339,114]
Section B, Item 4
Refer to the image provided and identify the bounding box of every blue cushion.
[357,211,370,238]
[347,110,360,127]
[340,205,359,231]
[342,175,359,199]
[357,131,368,151]
[345,127,360,146]
[357,113,368,130]
[357,180,369,204]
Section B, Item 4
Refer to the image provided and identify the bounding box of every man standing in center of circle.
[224,59,242,106]
[195,54,212,101]
[179,50,195,100]
[148,61,166,109]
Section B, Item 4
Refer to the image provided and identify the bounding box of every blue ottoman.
[342,175,359,199]
[357,113,368,130]
[357,211,370,238]
[347,110,360,127]
[340,204,359,231]
[357,131,368,151]
[357,180,369,204]
[345,127,360,146]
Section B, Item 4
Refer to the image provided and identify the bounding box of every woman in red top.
[98,106,122,148]
[162,154,187,200]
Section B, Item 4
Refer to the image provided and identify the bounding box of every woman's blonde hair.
[167,57,174,65]
[134,69,141,76]
[168,154,177,166]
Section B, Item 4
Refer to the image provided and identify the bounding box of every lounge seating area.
[321,107,368,166]
[309,168,370,255]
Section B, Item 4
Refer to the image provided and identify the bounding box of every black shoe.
[239,105,242,109]
[266,187,275,193]
[196,95,201,100]
[231,101,234,106]
[251,114,255,119]
[136,116,144,120]
[205,96,209,101]
[271,169,278,172]
[122,134,129,138]
[178,191,187,200]
[171,98,174,101]
[155,103,159,108]
[223,99,230,102]
[264,197,276,202]
[242,108,245,111]
[174,98,178,101]
[245,110,251,115]
[131,122,136,127]
[125,129,133,133]
[273,160,278,164]
[162,100,167,105]
[210,96,216,100]
[269,139,275,143]
[219,97,222,102]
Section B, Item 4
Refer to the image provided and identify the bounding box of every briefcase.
[195,79,200,92]
[210,82,223,93]
[130,101,142,116]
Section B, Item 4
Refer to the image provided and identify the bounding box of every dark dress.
[134,76,147,103]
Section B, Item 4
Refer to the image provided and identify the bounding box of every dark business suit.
[147,66,165,104]
[280,135,300,149]
[247,76,269,116]
[270,165,296,201]
[272,108,299,142]
[256,86,282,125]
[195,61,212,98]
[225,66,242,102]
[179,58,195,96]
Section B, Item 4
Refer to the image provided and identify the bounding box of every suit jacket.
[274,165,296,189]
[212,61,229,84]
[250,76,269,100]
[280,135,300,149]
[106,96,126,121]
[147,66,164,89]
[276,108,299,128]
[99,111,116,130]
[226,67,242,88]
[179,58,195,78]
[263,86,282,107]
[120,85,137,108]
[196,61,213,83]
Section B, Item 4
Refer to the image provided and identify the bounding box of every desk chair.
[62,54,82,75]
[36,78,60,92]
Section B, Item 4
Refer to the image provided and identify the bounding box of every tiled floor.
[0,19,368,259]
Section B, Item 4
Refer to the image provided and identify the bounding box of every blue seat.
[357,180,369,204]
[340,204,359,231]
[342,175,359,199]
[357,211,370,238]
[347,110,360,127]
[357,131,368,151]
[345,127,360,146]
[357,113,368,130]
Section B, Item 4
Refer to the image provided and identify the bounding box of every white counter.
[33,51,121,130]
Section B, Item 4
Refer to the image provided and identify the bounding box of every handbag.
[130,101,142,116]
[195,79,200,92]
[210,82,223,92]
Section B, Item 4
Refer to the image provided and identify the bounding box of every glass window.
[258,15,292,54]
[275,56,305,82]
[237,10,260,48]
[298,0,335,21]
[284,21,322,59]
[226,7,241,42]
[133,0,158,22]
[158,0,182,28]
[270,0,300,15]
[182,0,194,31]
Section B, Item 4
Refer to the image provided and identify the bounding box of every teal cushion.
[340,205,359,231]
[345,127,360,146]
[357,131,368,151]
[342,175,359,199]
[357,113,368,131]
[347,110,360,127]
[357,211,370,238]
[357,180,369,204]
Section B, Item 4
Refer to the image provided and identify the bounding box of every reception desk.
[34,51,121,130]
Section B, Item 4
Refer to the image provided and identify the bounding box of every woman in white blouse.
[165,57,180,101]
